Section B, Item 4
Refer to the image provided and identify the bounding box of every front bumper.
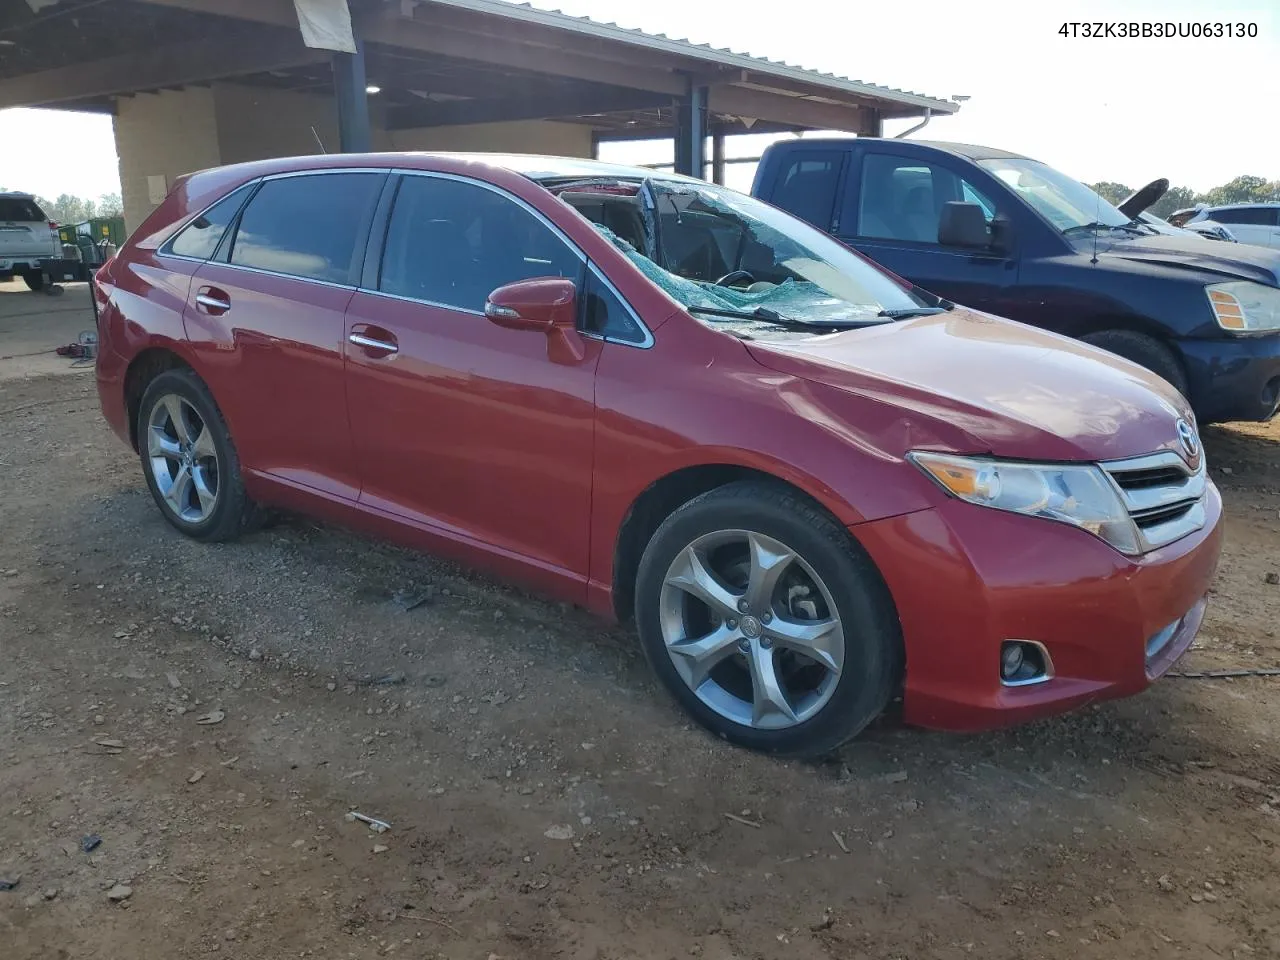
[855,483,1223,732]
[1178,333,1280,423]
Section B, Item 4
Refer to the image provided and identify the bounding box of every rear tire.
[634,480,901,757]
[137,368,265,542]
[21,270,44,292]
[1081,329,1189,399]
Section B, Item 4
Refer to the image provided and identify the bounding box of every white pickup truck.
[0,192,73,290]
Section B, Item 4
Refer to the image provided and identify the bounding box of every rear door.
[837,148,1018,314]
[182,169,386,501]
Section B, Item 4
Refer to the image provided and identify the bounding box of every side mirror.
[937,202,990,249]
[485,277,577,332]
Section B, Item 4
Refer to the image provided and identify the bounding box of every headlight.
[909,452,1140,554]
[1206,281,1280,333]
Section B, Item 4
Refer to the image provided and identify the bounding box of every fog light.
[1000,644,1024,678]
[1000,641,1053,686]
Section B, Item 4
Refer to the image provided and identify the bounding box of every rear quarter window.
[0,198,46,221]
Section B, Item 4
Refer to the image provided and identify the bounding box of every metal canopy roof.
[0,0,959,136]
[417,0,958,116]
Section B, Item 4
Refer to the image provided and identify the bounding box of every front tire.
[137,368,264,542]
[635,481,901,757]
[1081,329,1189,399]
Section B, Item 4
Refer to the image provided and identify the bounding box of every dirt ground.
[2,281,1279,960]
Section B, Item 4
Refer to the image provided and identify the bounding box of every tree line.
[1089,175,1280,219]
[0,190,124,224]
[36,192,124,224]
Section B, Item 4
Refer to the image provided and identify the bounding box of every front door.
[182,171,386,501]
[838,150,1019,316]
[344,172,601,584]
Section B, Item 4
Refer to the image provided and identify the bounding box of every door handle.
[349,332,399,355]
[194,288,231,313]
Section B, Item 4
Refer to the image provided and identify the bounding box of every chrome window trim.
[583,261,654,349]
[356,286,485,317]
[369,169,655,349]
[192,259,358,291]
[156,178,262,258]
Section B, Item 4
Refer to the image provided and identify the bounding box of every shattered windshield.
[551,178,935,329]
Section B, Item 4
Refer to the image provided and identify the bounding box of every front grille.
[1112,465,1186,490]
[1102,451,1207,552]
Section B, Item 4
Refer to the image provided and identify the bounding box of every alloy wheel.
[146,394,220,524]
[658,529,845,730]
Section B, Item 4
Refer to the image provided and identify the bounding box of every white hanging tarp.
[292,0,357,54]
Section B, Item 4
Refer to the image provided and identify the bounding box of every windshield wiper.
[878,306,949,319]
[1064,221,1146,237]
[687,305,872,331]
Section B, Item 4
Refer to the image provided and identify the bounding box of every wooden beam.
[707,85,869,134]
[0,31,327,109]
[386,85,673,130]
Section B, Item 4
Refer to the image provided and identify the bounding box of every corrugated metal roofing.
[418,0,959,114]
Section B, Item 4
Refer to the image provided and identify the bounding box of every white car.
[1137,211,1236,242]
[0,192,62,290]
[1171,204,1280,249]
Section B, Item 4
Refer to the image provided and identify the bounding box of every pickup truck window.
[770,151,844,232]
[856,154,996,245]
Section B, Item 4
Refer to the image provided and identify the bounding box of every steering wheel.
[714,270,755,287]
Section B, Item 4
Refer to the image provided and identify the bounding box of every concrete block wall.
[114,88,222,235]
[115,86,597,234]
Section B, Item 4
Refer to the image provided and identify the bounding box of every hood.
[1094,231,1280,286]
[1118,178,1168,218]
[745,308,1195,463]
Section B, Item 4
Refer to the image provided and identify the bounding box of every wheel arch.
[122,346,196,451]
[610,462,858,624]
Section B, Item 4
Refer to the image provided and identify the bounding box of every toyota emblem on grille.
[1176,419,1199,460]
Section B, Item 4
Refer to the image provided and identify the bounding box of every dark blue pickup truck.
[752,138,1280,423]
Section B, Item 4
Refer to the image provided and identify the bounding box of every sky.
[0,0,1276,201]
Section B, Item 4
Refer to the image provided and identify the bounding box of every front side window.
[380,175,581,313]
[856,154,998,244]
[582,266,645,344]
[229,173,383,283]
[164,183,255,260]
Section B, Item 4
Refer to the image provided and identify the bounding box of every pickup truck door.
[835,148,1019,316]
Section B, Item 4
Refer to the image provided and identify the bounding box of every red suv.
[94,153,1222,756]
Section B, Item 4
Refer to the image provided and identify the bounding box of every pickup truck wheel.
[1081,329,1189,399]
[21,270,44,292]
[635,481,901,757]
[137,368,266,542]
